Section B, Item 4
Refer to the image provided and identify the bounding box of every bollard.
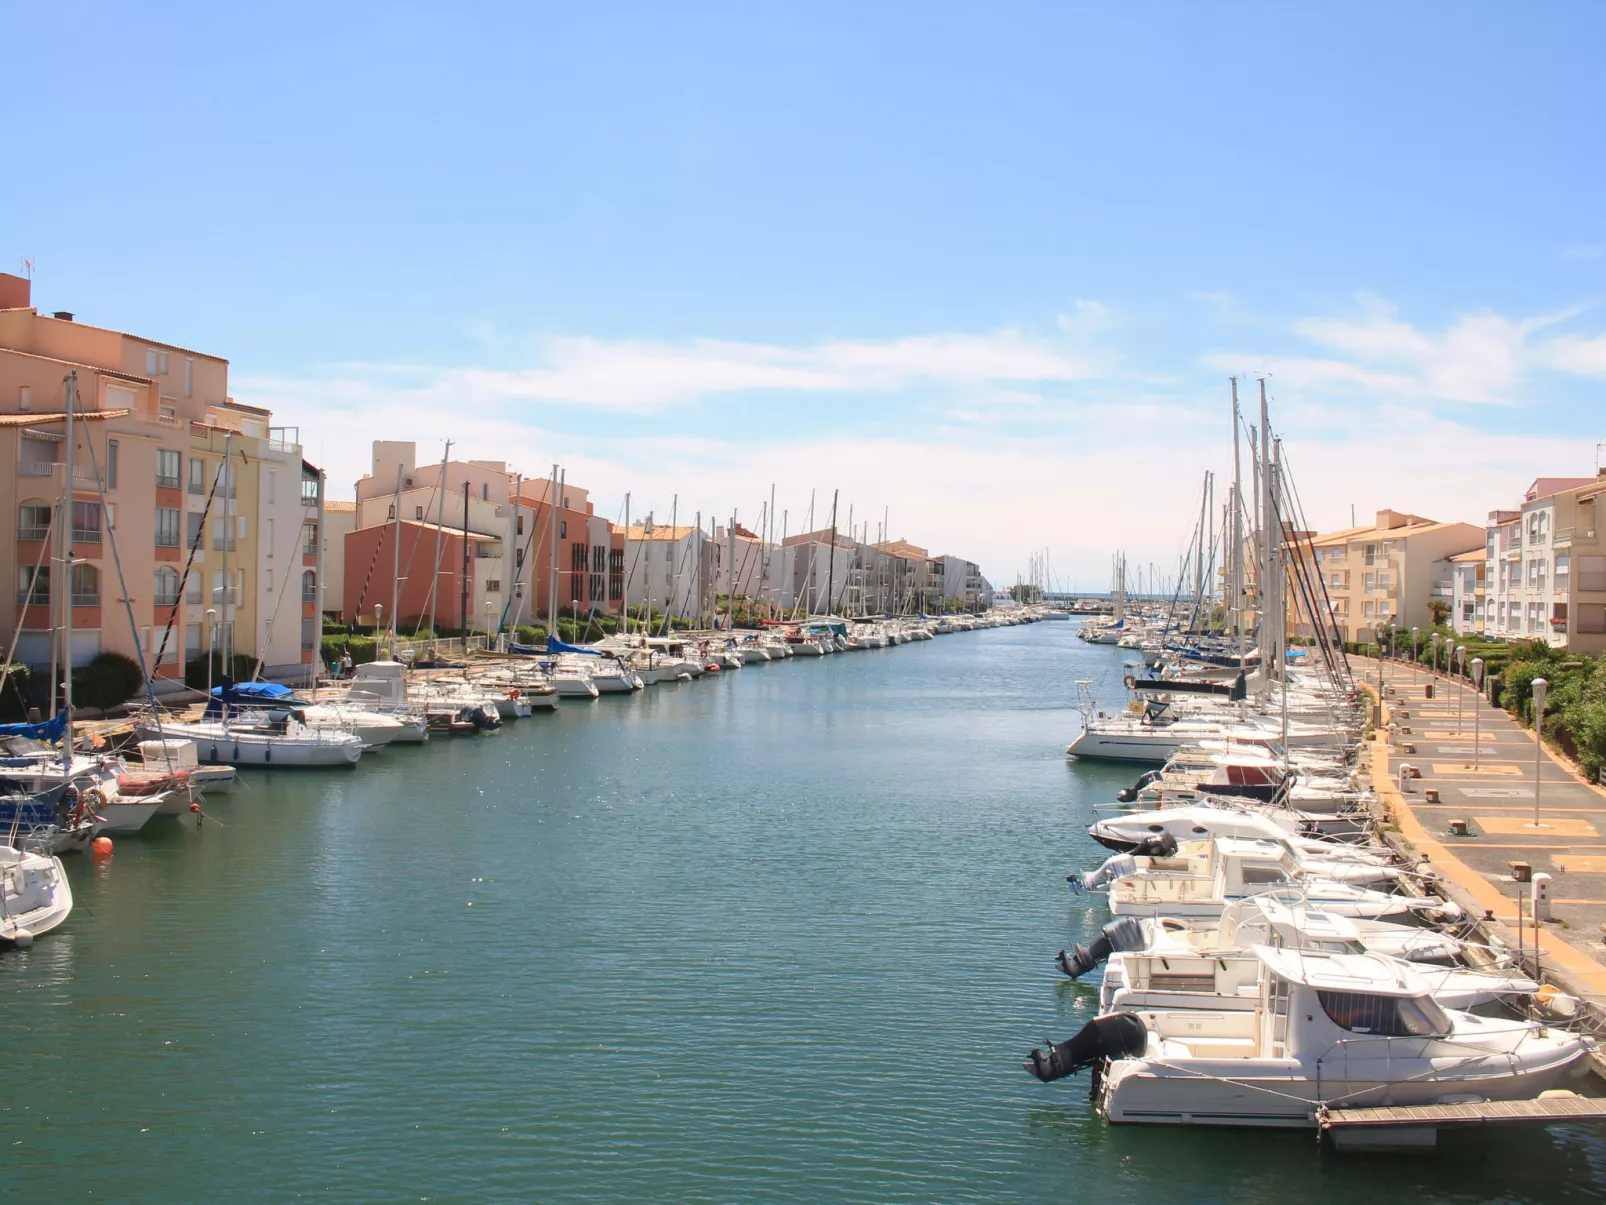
[1448,818,1467,835]
[1532,873,1552,923]
[1511,861,1533,884]
[1426,789,1441,803]
[1424,683,1434,699]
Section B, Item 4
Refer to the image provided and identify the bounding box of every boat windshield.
[1317,989,1451,1037]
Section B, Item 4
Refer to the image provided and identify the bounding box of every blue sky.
[5,3,1605,587]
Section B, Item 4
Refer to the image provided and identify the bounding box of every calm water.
[5,624,1604,1202]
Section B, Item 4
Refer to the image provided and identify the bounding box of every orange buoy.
[91,836,114,857]
[189,802,202,813]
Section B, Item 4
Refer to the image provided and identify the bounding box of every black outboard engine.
[1023,1013,1149,1083]
[1129,831,1179,858]
[1056,916,1146,978]
[1115,769,1164,803]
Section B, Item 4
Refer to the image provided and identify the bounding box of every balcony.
[20,460,55,477]
[72,527,102,545]
[17,522,50,542]
[156,472,182,489]
[15,589,47,607]
[71,592,100,607]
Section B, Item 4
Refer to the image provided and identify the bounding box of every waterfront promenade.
[1368,659,1606,1001]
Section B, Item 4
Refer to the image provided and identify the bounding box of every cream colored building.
[1486,473,1606,654]
[1299,509,1483,643]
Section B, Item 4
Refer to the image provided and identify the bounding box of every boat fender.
[265,744,272,764]
[1069,853,1137,894]
[1023,1013,1148,1083]
[1056,917,1146,978]
[11,930,32,949]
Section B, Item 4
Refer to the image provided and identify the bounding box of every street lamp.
[1430,631,1442,680]
[1470,657,1485,769]
[1455,645,1468,735]
[1530,677,1549,829]
[1411,626,1420,681]
[486,600,497,653]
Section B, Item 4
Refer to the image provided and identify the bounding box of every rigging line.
[79,429,173,742]
[151,451,224,679]
[401,472,448,638]
[1,506,58,682]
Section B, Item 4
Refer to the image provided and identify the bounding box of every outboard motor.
[1129,831,1179,858]
[1115,769,1164,803]
[1069,853,1137,894]
[1024,1013,1149,1083]
[1056,916,1146,978]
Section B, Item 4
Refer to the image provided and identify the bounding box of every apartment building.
[935,554,993,611]
[319,500,357,620]
[0,273,319,693]
[1298,509,1483,643]
[345,442,623,632]
[624,523,717,621]
[1485,473,1606,654]
[1449,549,1486,637]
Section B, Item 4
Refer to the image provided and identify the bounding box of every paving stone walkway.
[1363,658,1606,1000]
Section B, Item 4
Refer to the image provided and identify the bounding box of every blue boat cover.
[0,711,68,743]
[204,679,306,718]
[546,637,603,656]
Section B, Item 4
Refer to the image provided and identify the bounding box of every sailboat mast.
[389,461,403,651]
[60,371,76,767]
[824,489,839,616]
[546,465,560,641]
[1230,377,1244,665]
[1258,377,1275,692]
[621,492,630,640]
[429,440,451,641]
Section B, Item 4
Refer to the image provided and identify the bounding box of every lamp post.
[1411,626,1420,681]
[1455,645,1467,734]
[1531,677,1549,829]
[374,603,384,659]
[486,600,497,653]
[1471,657,1485,769]
[204,608,218,704]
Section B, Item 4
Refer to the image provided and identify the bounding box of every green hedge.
[184,652,261,690]
[72,652,145,711]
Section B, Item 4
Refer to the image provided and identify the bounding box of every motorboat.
[1025,946,1591,1129]
[144,715,363,767]
[0,842,72,945]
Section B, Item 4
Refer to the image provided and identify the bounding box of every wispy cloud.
[1563,243,1604,261]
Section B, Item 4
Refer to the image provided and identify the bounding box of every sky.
[5,2,1606,589]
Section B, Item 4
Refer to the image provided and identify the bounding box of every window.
[303,523,317,557]
[106,440,119,489]
[1364,543,1377,566]
[266,517,275,557]
[186,511,205,551]
[387,504,395,520]
[1579,556,1606,594]
[485,579,502,594]
[1317,990,1449,1037]
[1556,554,1571,584]
[212,516,235,551]
[265,568,274,594]
[17,566,47,606]
[187,569,202,605]
[183,357,193,398]
[267,469,277,505]
[145,348,169,375]
[515,548,524,568]
[517,514,525,535]
[211,570,238,605]
[71,562,100,607]
[21,436,55,475]
[1579,605,1606,635]
[1376,572,1390,588]
[301,477,320,505]
[154,566,180,606]
[301,616,317,653]
[1363,601,1374,617]
[156,507,181,547]
[72,500,102,544]
[156,449,181,488]
[1364,573,1375,592]
[415,505,424,520]
[560,520,567,539]
[302,570,317,602]
[18,501,51,541]
[189,457,207,493]
[185,623,202,660]
[17,385,30,411]
[481,483,488,501]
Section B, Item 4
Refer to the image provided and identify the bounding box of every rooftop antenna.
[20,257,34,280]
[1596,439,1605,474]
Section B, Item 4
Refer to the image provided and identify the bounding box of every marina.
[3,621,1603,1201]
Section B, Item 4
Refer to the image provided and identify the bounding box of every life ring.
[1123,674,1136,689]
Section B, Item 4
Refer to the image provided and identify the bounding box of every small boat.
[0,842,73,945]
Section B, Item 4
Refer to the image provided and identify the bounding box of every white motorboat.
[0,843,72,945]
[143,717,363,767]
[1025,946,1590,1129]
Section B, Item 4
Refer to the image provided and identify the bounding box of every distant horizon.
[5,3,1604,586]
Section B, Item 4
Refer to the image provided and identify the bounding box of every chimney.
[51,311,74,322]
[0,273,31,309]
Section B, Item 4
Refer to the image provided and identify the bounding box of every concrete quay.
[1363,658,1606,1004]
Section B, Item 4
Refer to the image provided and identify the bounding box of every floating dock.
[1319,1092,1606,1150]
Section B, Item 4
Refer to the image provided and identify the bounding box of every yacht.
[0,842,73,946]
[1025,947,1590,1128]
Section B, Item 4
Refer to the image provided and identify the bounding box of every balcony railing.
[15,589,47,607]
[156,472,182,489]
[20,460,55,477]
[17,523,50,541]
[71,592,100,607]
[72,527,102,544]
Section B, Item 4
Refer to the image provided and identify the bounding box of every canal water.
[5,624,1603,1202]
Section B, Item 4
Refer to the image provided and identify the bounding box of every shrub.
[184,652,261,690]
[72,652,145,711]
